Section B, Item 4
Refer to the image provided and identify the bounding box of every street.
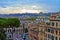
[13,33,30,40]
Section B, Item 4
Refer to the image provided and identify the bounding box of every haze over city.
[0,0,60,14]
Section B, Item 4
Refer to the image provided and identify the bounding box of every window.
[56,31,58,35]
[8,29,11,32]
[13,28,15,32]
[48,34,54,40]
[48,28,50,32]
[9,35,11,38]
[56,23,58,27]
[51,35,54,40]
[59,38,60,40]
[48,34,51,38]
[59,31,60,35]
[52,22,54,26]
[8,30,9,32]
[55,37,58,40]
[51,29,54,34]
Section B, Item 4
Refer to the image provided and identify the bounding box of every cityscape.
[0,0,60,40]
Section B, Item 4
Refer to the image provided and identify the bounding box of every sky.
[0,0,60,14]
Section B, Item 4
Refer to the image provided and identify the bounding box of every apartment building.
[29,13,60,40]
[36,16,50,22]
[44,13,60,40]
[6,28,13,40]
[28,21,47,40]
[28,22,39,40]
[5,26,23,40]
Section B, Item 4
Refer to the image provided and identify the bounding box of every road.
[13,33,30,40]
[13,33,23,40]
[22,33,30,40]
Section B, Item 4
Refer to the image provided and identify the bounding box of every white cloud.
[0,5,49,14]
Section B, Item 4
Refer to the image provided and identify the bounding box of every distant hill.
[0,13,39,18]
[0,13,57,18]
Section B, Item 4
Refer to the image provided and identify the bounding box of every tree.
[0,33,6,40]
[0,18,20,28]
[46,22,50,25]
[0,18,7,40]
[8,18,20,27]
[26,17,36,21]
[0,18,8,28]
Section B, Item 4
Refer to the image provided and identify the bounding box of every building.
[28,22,39,40]
[5,27,23,40]
[6,28,13,40]
[44,13,60,40]
[29,13,60,40]
[28,21,47,40]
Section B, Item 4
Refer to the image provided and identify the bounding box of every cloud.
[0,0,60,14]
[0,5,44,14]
[0,1,59,14]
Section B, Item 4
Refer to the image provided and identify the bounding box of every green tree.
[0,32,6,40]
[46,22,50,25]
[0,18,8,28]
[0,18,20,28]
[8,18,20,27]
[26,17,36,21]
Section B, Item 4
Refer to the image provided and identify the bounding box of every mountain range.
[0,12,57,18]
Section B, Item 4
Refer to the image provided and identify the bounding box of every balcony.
[55,18,60,20]
[50,18,60,21]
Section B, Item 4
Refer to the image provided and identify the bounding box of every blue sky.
[0,0,60,14]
